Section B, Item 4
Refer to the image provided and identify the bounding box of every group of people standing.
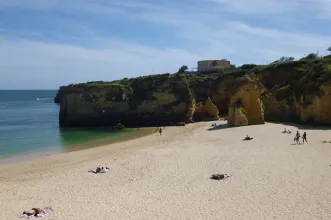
[294,130,308,144]
[283,128,308,144]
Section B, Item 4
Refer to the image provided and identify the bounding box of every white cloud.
[314,0,331,19]
[0,0,330,89]
[209,0,302,14]
[0,38,200,89]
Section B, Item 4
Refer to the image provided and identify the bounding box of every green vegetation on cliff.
[256,55,331,105]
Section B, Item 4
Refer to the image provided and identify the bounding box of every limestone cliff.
[257,55,331,125]
[227,99,248,126]
[192,97,220,121]
[262,84,331,124]
[210,70,247,114]
[296,84,331,124]
[56,74,195,127]
[227,75,265,126]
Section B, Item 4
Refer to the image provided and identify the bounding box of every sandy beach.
[1,121,331,220]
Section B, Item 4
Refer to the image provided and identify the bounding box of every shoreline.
[0,127,157,165]
[0,123,201,182]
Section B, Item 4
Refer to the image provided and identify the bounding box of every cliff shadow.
[269,121,331,131]
[207,123,233,131]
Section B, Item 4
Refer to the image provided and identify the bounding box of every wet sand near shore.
[65,127,158,152]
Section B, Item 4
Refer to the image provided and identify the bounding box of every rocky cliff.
[257,55,331,125]
[227,75,265,126]
[57,74,195,127]
[55,54,331,127]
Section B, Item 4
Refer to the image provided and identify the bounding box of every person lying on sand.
[21,208,40,217]
[282,128,292,134]
[210,174,232,180]
[90,167,109,174]
[243,135,253,140]
[21,207,53,218]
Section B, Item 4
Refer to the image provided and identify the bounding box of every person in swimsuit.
[95,167,101,173]
[22,207,53,217]
[22,208,40,217]
[302,132,308,143]
[295,131,301,144]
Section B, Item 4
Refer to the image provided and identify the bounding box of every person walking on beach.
[302,132,308,144]
[294,131,301,144]
[159,127,163,136]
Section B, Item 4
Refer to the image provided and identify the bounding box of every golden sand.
[1,122,331,220]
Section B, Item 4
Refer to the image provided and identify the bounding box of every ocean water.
[0,90,132,161]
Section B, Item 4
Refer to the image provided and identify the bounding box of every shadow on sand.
[270,122,331,131]
[207,123,232,131]
[207,121,331,132]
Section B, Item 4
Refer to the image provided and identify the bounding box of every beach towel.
[36,208,53,217]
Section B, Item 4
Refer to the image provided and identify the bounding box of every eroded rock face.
[193,97,220,121]
[261,93,297,122]
[297,84,331,124]
[227,75,265,126]
[58,74,195,127]
[210,71,247,114]
[261,84,331,125]
[227,99,248,126]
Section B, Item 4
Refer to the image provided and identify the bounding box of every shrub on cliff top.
[178,65,188,73]
[238,64,258,70]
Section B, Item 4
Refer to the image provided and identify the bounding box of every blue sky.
[0,0,331,89]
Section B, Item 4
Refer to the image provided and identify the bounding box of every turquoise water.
[0,90,129,160]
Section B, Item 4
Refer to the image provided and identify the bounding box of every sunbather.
[243,135,253,140]
[210,174,232,180]
[21,208,39,217]
[90,166,109,174]
[21,207,53,218]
